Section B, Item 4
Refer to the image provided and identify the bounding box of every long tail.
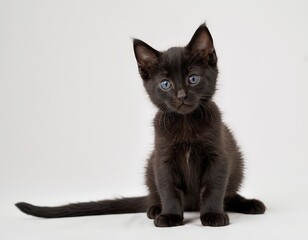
[15,196,148,218]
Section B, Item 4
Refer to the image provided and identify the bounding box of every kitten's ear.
[186,23,215,58]
[133,39,160,78]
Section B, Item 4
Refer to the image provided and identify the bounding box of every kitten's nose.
[177,89,187,101]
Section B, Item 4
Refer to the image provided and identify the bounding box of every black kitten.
[16,23,266,227]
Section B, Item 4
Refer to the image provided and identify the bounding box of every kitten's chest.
[173,143,205,187]
[157,116,208,143]
[184,145,192,171]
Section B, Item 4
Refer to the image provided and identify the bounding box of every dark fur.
[16,23,265,227]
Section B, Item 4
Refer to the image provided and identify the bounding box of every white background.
[1,0,308,239]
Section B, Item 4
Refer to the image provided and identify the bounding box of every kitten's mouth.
[166,100,198,114]
[175,102,197,114]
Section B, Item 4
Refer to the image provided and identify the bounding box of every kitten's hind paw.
[154,214,183,227]
[147,205,161,219]
[200,212,229,227]
[224,194,266,214]
[240,199,266,214]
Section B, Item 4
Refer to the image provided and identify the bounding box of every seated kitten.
[16,23,265,227]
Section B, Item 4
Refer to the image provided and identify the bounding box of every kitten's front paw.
[147,205,162,219]
[154,214,183,227]
[201,212,229,227]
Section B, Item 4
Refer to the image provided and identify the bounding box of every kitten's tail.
[15,196,147,218]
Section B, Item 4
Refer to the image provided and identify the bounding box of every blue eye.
[160,79,172,90]
[188,74,200,85]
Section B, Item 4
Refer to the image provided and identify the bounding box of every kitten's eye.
[160,79,172,90]
[188,74,200,85]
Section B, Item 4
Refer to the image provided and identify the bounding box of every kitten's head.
[133,23,218,115]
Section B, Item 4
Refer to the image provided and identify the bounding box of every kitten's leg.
[153,161,184,227]
[146,193,161,219]
[224,193,266,214]
[145,155,162,220]
[199,155,229,227]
